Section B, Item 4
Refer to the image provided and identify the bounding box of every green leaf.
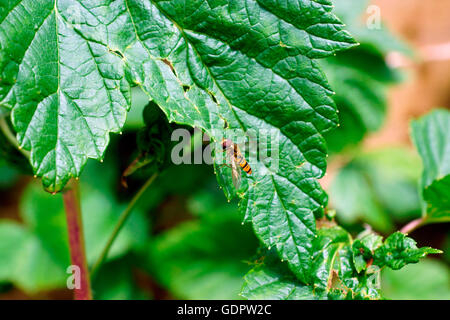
[92,257,150,300]
[22,179,148,265]
[147,202,259,299]
[352,230,383,273]
[81,184,149,264]
[381,259,450,300]
[19,182,71,266]
[0,223,29,282]
[330,148,422,232]
[242,226,382,300]
[330,162,393,232]
[364,149,422,220]
[121,0,356,284]
[242,227,440,300]
[123,87,150,130]
[240,250,317,300]
[0,160,19,188]
[310,226,354,290]
[321,51,391,153]
[0,0,131,192]
[322,0,405,153]
[411,109,450,222]
[351,230,441,274]
[0,0,356,282]
[373,232,442,270]
[0,160,148,293]
[0,217,68,293]
[129,100,174,177]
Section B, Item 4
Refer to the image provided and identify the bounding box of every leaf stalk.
[400,217,427,234]
[90,172,158,278]
[0,115,30,158]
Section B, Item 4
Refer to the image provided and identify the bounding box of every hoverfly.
[221,138,252,189]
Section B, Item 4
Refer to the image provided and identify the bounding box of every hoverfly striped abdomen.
[235,153,252,174]
[221,139,252,175]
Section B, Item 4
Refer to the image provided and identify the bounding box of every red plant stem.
[400,217,426,235]
[63,180,92,300]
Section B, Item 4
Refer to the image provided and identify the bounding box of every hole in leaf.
[209,92,218,104]
[162,58,177,77]
[108,48,124,59]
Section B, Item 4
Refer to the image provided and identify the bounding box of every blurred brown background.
[366,0,450,147]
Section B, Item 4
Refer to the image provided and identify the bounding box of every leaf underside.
[0,0,356,282]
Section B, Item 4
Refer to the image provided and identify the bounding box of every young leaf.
[373,232,442,270]
[0,0,356,282]
[351,230,441,274]
[242,227,440,300]
[242,226,382,300]
[352,230,383,273]
[411,109,450,222]
[309,226,354,290]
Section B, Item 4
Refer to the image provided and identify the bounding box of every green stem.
[0,116,30,158]
[90,173,158,278]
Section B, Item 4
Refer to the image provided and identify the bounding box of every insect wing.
[230,153,242,190]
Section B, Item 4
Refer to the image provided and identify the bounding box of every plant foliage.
[330,148,422,232]
[411,109,450,222]
[241,227,441,300]
[321,0,408,153]
[0,0,358,283]
[0,0,445,301]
